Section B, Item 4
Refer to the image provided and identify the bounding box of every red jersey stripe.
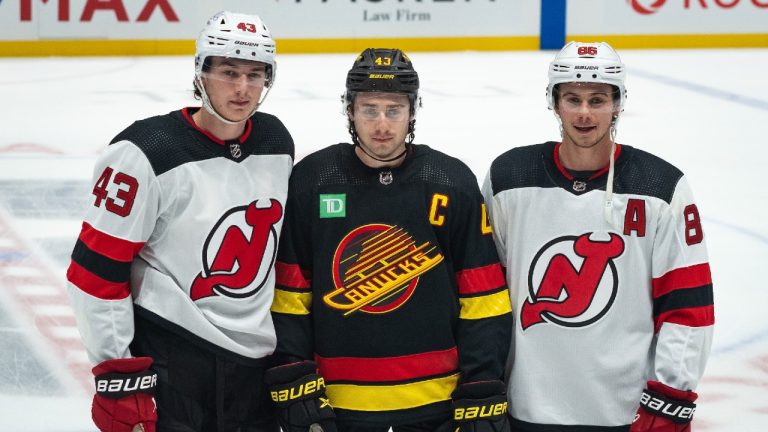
[79,222,144,263]
[275,261,311,290]
[652,263,712,299]
[316,347,459,382]
[66,260,131,300]
[456,263,505,295]
[654,305,715,333]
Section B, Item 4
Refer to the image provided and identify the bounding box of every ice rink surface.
[0,48,767,430]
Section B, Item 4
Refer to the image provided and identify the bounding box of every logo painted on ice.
[520,233,625,331]
[190,199,283,300]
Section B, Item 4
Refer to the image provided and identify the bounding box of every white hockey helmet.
[546,41,626,113]
[194,11,277,123]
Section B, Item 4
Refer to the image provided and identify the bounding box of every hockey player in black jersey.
[66,11,293,432]
[482,42,714,431]
[268,48,514,432]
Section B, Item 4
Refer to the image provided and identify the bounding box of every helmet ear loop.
[255,63,276,109]
[405,96,420,145]
[609,108,621,143]
[406,119,416,145]
[552,100,565,139]
[346,104,361,147]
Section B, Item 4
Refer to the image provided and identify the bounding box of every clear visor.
[202,56,268,87]
[556,83,618,114]
[354,105,410,122]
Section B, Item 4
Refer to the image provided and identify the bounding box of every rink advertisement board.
[0,0,766,56]
[569,0,768,48]
[0,0,539,55]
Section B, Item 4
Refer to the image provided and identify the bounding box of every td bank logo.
[320,194,346,218]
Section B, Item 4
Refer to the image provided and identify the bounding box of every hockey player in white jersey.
[482,42,714,431]
[66,11,293,432]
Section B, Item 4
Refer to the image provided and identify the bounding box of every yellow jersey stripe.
[326,373,460,411]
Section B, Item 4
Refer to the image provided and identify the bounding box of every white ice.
[0,49,766,431]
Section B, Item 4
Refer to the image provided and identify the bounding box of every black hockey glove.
[451,381,510,432]
[265,361,337,432]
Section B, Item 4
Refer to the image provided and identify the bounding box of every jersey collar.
[182,107,253,146]
[553,142,623,181]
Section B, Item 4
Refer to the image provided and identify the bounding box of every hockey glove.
[630,380,697,432]
[91,357,157,432]
[265,360,337,432]
[451,381,510,432]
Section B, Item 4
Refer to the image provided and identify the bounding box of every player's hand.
[91,357,157,432]
[630,381,697,432]
[265,361,337,432]
[451,381,510,432]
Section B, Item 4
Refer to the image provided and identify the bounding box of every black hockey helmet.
[344,48,420,111]
[343,48,420,150]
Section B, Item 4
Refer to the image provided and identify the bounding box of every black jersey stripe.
[71,239,131,283]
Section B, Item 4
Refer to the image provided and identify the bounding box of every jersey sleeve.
[66,140,160,365]
[270,185,315,363]
[481,170,508,265]
[452,179,513,383]
[651,175,714,391]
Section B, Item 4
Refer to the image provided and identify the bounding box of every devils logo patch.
[520,232,625,330]
[190,199,283,301]
[325,224,443,316]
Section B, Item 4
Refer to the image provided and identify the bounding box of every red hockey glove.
[630,381,697,432]
[451,381,510,432]
[91,357,157,432]
[265,361,337,432]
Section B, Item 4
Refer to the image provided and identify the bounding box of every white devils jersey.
[67,108,294,364]
[482,142,714,429]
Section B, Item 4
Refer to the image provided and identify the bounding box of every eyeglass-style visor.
[202,56,268,87]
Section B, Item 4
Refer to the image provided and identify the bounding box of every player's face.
[351,92,412,162]
[555,82,617,150]
[202,57,267,123]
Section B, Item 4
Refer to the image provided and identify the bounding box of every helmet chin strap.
[603,119,618,228]
[349,121,411,164]
[555,110,619,229]
[355,141,409,163]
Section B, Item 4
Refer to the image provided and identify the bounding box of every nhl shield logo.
[229,143,243,159]
[379,171,393,185]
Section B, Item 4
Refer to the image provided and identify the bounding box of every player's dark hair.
[192,57,214,100]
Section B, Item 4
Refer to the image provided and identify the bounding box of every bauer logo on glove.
[638,388,696,423]
[271,375,326,403]
[454,401,507,421]
[95,371,157,398]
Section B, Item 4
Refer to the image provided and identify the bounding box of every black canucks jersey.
[272,143,513,427]
[67,108,294,365]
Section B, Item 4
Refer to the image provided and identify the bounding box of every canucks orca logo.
[325,224,443,316]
